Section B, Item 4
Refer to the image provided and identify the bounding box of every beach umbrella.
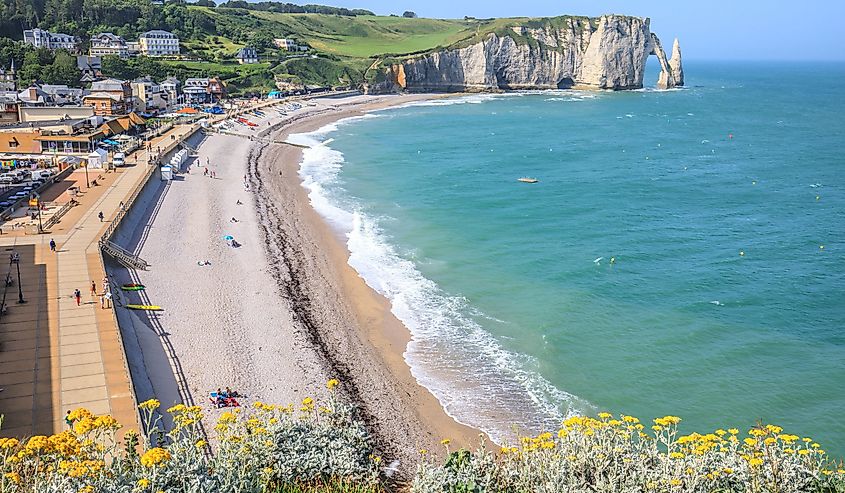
[223,235,234,241]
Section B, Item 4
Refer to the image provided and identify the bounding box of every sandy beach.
[106,94,479,474]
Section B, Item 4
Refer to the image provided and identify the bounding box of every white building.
[23,28,78,51]
[182,78,209,103]
[236,47,258,64]
[89,33,128,58]
[159,77,180,107]
[273,38,297,51]
[139,30,180,57]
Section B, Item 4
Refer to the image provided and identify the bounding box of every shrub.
[412,414,845,493]
[0,380,383,493]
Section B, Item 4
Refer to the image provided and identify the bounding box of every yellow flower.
[140,447,171,468]
[138,478,151,488]
[748,457,764,467]
[68,408,93,422]
[327,379,340,390]
[0,437,20,449]
[25,435,51,453]
[669,479,682,486]
[167,404,186,414]
[301,397,314,407]
[597,412,612,419]
[139,399,160,410]
[743,438,757,447]
[419,449,428,455]
[4,472,21,483]
[195,440,207,449]
[728,428,739,435]
[93,415,120,430]
[79,486,94,493]
[669,452,685,459]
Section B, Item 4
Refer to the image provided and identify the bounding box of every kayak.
[125,304,163,311]
[121,284,145,291]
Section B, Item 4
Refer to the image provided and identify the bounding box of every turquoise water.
[291,61,845,455]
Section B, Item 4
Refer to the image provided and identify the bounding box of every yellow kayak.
[125,304,164,311]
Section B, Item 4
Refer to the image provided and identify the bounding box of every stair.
[100,240,149,271]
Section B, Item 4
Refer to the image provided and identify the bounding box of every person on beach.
[204,168,208,176]
[74,289,81,306]
[236,200,242,205]
[65,410,74,429]
[49,238,56,252]
[90,280,96,297]
[98,211,104,222]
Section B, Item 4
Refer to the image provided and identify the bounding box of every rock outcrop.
[369,15,683,93]
[669,37,684,87]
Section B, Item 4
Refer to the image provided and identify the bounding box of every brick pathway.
[0,124,198,437]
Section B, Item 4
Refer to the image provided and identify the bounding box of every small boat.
[125,304,163,311]
[518,177,539,183]
[120,283,145,291]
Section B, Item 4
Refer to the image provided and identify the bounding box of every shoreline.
[248,94,484,466]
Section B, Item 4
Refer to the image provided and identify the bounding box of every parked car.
[0,175,15,185]
[14,169,30,180]
[113,152,126,167]
[0,201,12,207]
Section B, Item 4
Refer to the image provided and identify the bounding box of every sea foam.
[290,115,592,444]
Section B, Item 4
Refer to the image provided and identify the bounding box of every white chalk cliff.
[371,15,683,93]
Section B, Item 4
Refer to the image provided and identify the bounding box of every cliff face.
[370,15,683,93]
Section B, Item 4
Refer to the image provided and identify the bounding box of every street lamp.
[84,160,90,188]
[13,252,24,304]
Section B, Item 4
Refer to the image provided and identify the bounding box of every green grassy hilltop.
[0,1,609,95]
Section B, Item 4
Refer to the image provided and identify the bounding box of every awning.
[102,139,120,145]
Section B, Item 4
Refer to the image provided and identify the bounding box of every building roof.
[237,47,258,58]
[91,78,127,92]
[141,30,176,38]
[83,92,122,101]
[0,118,87,130]
[93,32,124,41]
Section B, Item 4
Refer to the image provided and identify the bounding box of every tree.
[42,51,80,85]
[402,11,417,18]
[193,0,215,6]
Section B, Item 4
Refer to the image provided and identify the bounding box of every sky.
[292,0,845,61]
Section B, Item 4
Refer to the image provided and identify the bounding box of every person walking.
[49,238,56,252]
[90,280,97,297]
[74,289,81,306]
[98,211,104,222]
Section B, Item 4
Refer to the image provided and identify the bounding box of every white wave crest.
[291,122,593,444]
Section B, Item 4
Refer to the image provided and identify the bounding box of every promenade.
[0,124,197,437]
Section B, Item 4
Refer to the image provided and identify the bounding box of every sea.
[288,61,845,456]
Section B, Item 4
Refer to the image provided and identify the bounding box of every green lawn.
[249,12,476,58]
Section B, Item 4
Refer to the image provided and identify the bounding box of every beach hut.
[87,148,108,169]
[160,165,172,181]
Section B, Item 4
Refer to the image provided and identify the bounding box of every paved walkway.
[0,124,198,437]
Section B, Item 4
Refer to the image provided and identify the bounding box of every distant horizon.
[225,0,845,62]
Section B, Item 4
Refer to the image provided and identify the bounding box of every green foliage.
[15,48,80,85]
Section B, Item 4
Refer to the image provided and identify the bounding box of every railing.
[42,199,76,230]
[101,240,148,270]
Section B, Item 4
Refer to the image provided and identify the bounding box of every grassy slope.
[249,12,475,58]
[169,9,610,91]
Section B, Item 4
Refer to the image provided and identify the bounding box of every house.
[159,77,179,103]
[40,85,83,105]
[208,77,226,102]
[18,105,94,123]
[23,28,79,51]
[273,38,297,51]
[0,93,20,124]
[0,118,105,155]
[182,78,209,104]
[89,33,128,58]
[83,93,125,116]
[131,77,167,113]
[0,62,16,91]
[77,55,102,82]
[139,30,180,57]
[17,86,49,105]
[273,38,307,51]
[236,47,258,64]
[84,78,132,115]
